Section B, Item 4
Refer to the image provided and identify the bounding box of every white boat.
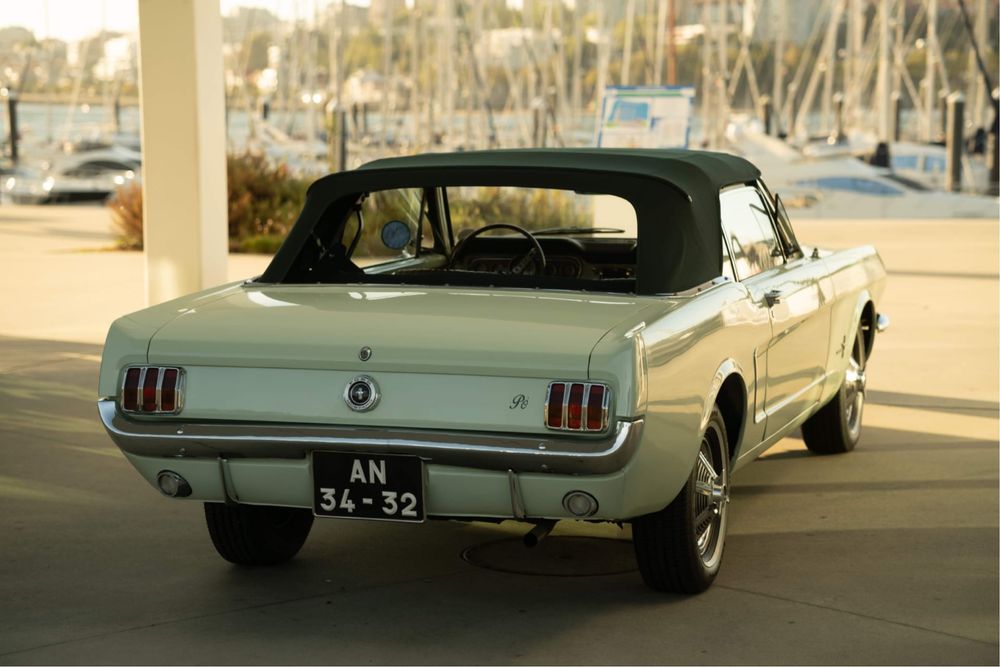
[729,122,999,219]
[800,133,993,195]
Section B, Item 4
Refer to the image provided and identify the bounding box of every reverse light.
[156,471,192,498]
[120,366,185,414]
[563,491,599,517]
[544,381,610,432]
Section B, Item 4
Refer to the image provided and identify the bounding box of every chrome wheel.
[692,420,728,569]
[632,406,731,593]
[843,325,867,441]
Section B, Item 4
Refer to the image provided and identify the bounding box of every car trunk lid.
[147,284,657,379]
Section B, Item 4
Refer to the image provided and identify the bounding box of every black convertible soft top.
[262,148,761,293]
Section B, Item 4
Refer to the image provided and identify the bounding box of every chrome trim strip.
[602,386,611,431]
[542,384,552,426]
[137,367,147,411]
[97,399,643,475]
[218,457,239,504]
[508,470,526,518]
[561,384,570,428]
[155,370,164,412]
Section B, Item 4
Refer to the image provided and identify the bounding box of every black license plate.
[312,452,425,522]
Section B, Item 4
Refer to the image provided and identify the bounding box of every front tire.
[632,407,730,594]
[801,320,868,454]
[204,503,314,566]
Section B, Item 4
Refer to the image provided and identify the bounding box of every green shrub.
[107,182,144,250]
[109,163,590,256]
[108,152,310,254]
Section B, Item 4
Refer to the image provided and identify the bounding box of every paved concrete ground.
[0,206,997,664]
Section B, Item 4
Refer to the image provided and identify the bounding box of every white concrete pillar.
[137,0,227,305]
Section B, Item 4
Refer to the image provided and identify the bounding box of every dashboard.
[454,236,637,280]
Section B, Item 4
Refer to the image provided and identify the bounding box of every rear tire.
[204,503,314,566]
[802,320,867,455]
[632,407,730,594]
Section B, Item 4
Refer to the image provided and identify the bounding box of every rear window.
[288,185,640,293]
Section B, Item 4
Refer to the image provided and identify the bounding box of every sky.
[0,0,363,43]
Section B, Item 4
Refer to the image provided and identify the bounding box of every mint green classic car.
[98,149,888,593]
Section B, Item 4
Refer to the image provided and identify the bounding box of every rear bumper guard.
[97,399,642,475]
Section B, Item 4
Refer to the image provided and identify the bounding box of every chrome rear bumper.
[97,399,642,475]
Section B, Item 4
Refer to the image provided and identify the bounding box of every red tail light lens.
[544,381,610,432]
[546,382,565,428]
[141,367,159,412]
[122,367,141,411]
[120,366,184,414]
[566,383,585,429]
[586,385,606,430]
[160,368,179,412]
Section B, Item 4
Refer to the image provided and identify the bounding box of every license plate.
[311,451,425,522]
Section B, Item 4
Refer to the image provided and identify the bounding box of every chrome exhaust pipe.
[523,520,557,547]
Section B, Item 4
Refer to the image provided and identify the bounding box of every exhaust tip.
[156,470,192,498]
[562,491,599,517]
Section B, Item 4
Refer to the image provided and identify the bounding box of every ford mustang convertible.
[98,149,887,593]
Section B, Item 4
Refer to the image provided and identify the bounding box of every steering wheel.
[448,223,548,275]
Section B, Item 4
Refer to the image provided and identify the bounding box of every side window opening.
[756,179,801,258]
[719,186,783,280]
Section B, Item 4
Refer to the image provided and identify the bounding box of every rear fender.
[622,357,747,518]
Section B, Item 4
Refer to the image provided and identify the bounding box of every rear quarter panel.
[97,281,245,398]
[589,281,769,517]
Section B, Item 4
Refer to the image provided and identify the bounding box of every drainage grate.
[461,536,637,577]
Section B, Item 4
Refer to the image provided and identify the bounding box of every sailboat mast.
[924,0,938,141]
[594,0,608,129]
[667,0,677,85]
[876,0,891,142]
[716,0,729,144]
[410,0,420,148]
[846,0,861,129]
[622,0,636,86]
[379,1,392,151]
[571,1,583,122]
[971,0,988,129]
[654,0,668,85]
[772,0,786,135]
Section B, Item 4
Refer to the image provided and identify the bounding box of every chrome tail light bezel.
[544,381,611,432]
[120,366,186,415]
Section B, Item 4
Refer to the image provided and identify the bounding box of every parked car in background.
[98,149,888,593]
[2,147,140,204]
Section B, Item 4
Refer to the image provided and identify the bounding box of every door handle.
[765,289,783,307]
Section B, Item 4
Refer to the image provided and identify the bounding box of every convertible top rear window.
[282,185,640,293]
[261,149,763,293]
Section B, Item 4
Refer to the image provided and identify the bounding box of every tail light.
[544,381,610,432]
[121,366,185,414]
